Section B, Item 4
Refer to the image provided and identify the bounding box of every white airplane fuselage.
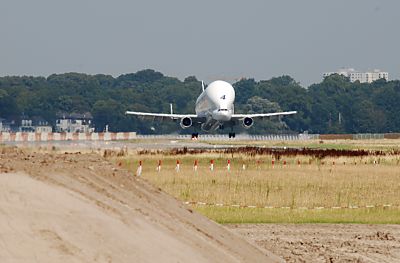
[195,80,235,131]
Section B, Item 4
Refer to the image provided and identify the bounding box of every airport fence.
[135,133,319,141]
[0,132,137,143]
[1,132,399,143]
[319,133,400,140]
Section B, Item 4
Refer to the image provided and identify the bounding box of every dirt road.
[0,147,279,262]
[229,224,400,262]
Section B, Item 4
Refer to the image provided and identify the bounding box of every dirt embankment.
[229,224,400,262]
[0,147,280,262]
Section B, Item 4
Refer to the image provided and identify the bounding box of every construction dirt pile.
[0,147,280,262]
[229,224,400,262]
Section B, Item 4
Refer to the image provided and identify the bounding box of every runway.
[3,139,242,151]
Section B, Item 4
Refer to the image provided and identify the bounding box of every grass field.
[116,140,400,224]
[204,138,400,151]
[195,207,400,224]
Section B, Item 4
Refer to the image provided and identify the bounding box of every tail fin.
[201,81,205,92]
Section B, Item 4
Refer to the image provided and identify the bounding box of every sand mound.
[0,149,280,262]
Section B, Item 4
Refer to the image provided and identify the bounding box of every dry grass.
[204,139,400,151]
[115,151,400,224]
[120,155,400,208]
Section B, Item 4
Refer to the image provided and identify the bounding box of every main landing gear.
[228,132,236,138]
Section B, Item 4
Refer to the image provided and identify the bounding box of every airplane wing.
[231,111,297,119]
[125,111,198,121]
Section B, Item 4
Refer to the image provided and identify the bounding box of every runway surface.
[4,139,234,150]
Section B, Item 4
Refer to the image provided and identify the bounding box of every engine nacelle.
[180,117,192,129]
[242,117,254,129]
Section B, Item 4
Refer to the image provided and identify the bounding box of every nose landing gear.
[191,133,199,140]
[228,132,235,138]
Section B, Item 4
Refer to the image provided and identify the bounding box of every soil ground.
[2,146,400,262]
[229,224,400,262]
[0,147,278,262]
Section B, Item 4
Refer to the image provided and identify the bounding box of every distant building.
[323,68,389,83]
[19,116,53,132]
[56,112,94,133]
[19,116,35,132]
[0,118,11,132]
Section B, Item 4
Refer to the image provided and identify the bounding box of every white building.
[0,118,11,132]
[19,117,35,132]
[20,116,53,133]
[323,68,389,83]
[56,113,94,133]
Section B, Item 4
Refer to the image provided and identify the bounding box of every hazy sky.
[1,0,399,86]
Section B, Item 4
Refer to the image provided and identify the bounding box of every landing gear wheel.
[228,132,236,138]
[191,133,199,140]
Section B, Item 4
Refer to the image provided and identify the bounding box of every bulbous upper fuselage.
[195,80,235,122]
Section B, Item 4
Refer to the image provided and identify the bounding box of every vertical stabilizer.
[201,81,205,92]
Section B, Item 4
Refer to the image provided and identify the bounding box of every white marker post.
[157,160,162,172]
[176,159,180,172]
[193,160,198,172]
[136,160,142,176]
[227,159,231,172]
[210,160,214,172]
[242,163,246,171]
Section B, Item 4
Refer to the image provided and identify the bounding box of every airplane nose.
[213,109,231,121]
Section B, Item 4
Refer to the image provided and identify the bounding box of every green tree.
[0,89,19,119]
[243,96,289,133]
[92,99,121,132]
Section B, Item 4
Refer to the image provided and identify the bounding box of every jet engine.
[242,117,254,129]
[180,117,192,129]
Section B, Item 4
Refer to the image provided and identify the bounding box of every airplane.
[125,80,297,138]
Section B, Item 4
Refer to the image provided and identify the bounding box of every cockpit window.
[218,109,228,112]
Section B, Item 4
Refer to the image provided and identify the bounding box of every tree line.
[0,69,399,134]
